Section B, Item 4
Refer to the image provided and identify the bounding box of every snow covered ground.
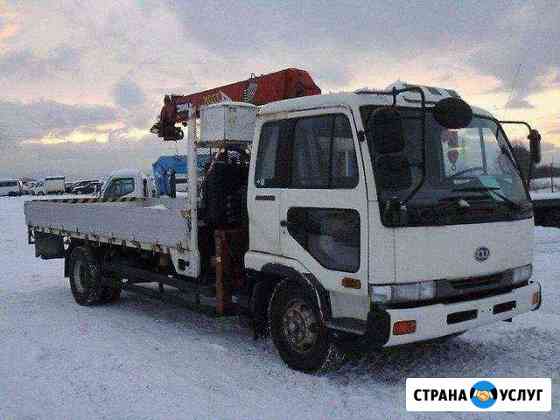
[1,196,559,420]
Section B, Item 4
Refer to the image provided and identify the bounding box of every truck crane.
[25,69,544,373]
[151,68,321,141]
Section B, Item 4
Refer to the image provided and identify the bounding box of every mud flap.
[35,232,65,259]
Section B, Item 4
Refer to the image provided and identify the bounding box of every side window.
[255,114,359,189]
[106,178,135,198]
[255,122,288,187]
[119,178,135,196]
[287,207,360,272]
[332,115,359,188]
[292,116,331,188]
[291,114,358,189]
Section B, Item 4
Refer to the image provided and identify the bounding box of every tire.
[68,247,104,305]
[545,209,560,228]
[268,279,345,373]
[99,281,122,304]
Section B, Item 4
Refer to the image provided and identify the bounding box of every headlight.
[512,264,532,284]
[370,281,436,304]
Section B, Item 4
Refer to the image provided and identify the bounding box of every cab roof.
[259,83,493,120]
[109,169,145,178]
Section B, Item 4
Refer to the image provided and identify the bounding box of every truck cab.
[100,169,158,200]
[245,84,541,363]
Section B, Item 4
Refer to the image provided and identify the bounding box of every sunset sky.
[0,0,559,179]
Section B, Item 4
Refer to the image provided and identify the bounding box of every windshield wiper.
[452,186,523,210]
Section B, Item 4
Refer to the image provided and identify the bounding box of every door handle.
[280,220,287,227]
[255,195,275,201]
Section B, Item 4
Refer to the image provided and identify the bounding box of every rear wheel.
[99,279,122,303]
[69,247,103,305]
[269,279,345,373]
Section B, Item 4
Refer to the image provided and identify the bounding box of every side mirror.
[528,129,542,164]
[433,97,473,129]
[367,107,405,154]
[375,155,413,191]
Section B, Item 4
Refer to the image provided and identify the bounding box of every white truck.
[99,169,158,200]
[25,73,543,372]
[37,176,66,195]
[0,179,21,196]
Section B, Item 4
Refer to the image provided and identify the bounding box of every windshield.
[361,106,531,226]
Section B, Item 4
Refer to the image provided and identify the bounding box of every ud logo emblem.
[474,247,490,262]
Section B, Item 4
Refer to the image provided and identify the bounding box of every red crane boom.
[152,68,321,141]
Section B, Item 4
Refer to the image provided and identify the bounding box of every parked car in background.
[43,176,65,194]
[0,179,21,196]
[31,181,45,195]
[20,180,35,195]
[72,180,101,195]
[65,182,77,193]
[32,178,65,195]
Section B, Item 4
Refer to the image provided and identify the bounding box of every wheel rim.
[282,299,319,354]
[73,259,90,293]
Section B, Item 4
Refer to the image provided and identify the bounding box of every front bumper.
[365,281,541,347]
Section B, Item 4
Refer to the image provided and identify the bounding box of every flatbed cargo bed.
[24,197,191,252]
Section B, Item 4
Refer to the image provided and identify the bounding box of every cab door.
[279,108,369,300]
[248,120,289,255]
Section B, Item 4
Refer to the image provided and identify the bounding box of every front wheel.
[269,279,345,373]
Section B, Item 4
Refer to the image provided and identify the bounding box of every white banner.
[406,378,551,412]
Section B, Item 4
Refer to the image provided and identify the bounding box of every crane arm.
[151,68,320,141]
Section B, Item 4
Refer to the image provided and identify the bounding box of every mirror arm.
[497,122,526,178]
[499,120,541,184]
[499,120,533,132]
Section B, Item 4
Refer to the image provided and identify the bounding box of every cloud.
[0,99,117,147]
[0,134,178,180]
[542,141,558,152]
[0,6,18,44]
[0,45,81,81]
[505,97,535,109]
[0,0,559,179]
[0,15,17,42]
[467,2,560,107]
[113,78,146,110]
[164,0,560,98]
